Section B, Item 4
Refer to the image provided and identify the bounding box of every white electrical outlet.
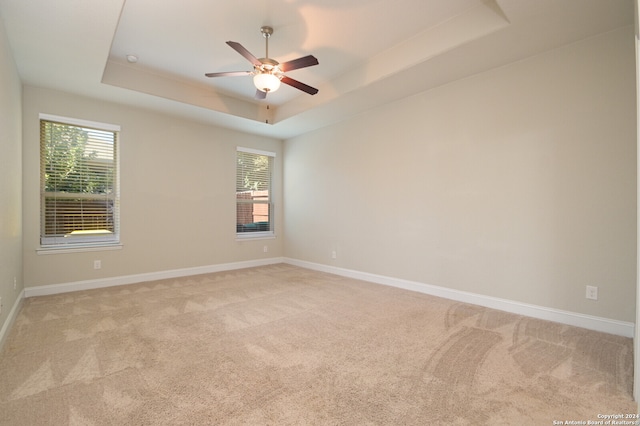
[586,285,598,300]
[263,246,268,253]
[331,250,337,259]
[13,277,17,290]
[94,260,102,270]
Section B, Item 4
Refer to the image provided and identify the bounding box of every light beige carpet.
[0,264,635,425]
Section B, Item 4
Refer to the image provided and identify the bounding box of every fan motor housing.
[258,58,279,68]
[255,58,283,79]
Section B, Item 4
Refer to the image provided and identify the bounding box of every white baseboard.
[24,257,285,298]
[0,289,25,352]
[284,258,635,338]
[21,256,634,338]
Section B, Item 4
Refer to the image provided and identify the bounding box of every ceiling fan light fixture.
[253,72,281,93]
[205,26,319,97]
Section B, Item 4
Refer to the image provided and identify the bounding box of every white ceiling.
[0,0,634,139]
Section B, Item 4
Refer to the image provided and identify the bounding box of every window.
[236,147,275,238]
[40,114,120,248]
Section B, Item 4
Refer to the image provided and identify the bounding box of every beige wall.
[284,26,637,323]
[22,87,283,287]
[0,16,23,336]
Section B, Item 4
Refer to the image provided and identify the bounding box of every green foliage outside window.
[43,122,114,195]
[237,151,269,191]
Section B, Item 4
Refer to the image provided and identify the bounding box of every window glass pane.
[40,117,119,246]
[236,148,274,235]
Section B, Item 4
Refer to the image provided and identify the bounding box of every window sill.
[236,233,276,241]
[37,243,123,255]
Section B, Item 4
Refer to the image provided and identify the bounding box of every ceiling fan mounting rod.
[261,26,273,59]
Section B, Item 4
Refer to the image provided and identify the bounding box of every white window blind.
[40,115,120,247]
[236,147,275,238]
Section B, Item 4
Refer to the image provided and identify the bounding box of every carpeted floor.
[0,264,636,425]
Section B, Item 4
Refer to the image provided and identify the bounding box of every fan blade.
[226,41,262,66]
[255,89,267,100]
[281,76,319,95]
[205,71,251,78]
[279,55,319,72]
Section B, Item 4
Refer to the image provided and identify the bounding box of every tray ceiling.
[0,0,633,138]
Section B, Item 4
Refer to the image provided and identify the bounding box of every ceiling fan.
[205,26,319,100]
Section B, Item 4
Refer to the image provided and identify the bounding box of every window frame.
[39,113,121,251]
[236,146,276,240]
